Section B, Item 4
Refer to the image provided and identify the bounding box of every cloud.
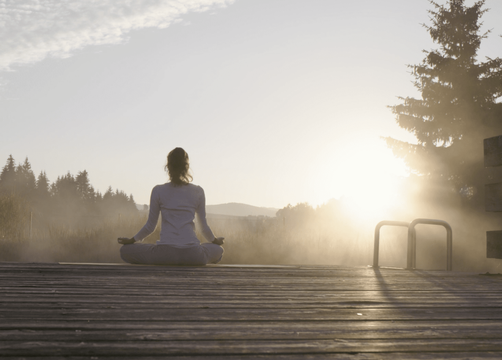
[0,0,234,71]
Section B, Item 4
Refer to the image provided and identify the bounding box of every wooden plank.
[0,269,497,282]
[3,282,502,292]
[3,296,502,307]
[4,306,502,321]
[3,262,502,358]
[3,338,502,356]
[3,321,502,340]
[484,135,502,167]
[2,353,502,360]
[2,354,502,360]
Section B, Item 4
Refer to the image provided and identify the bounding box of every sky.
[1,0,502,209]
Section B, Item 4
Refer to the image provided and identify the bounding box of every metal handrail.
[373,221,410,268]
[373,218,453,271]
[407,218,453,271]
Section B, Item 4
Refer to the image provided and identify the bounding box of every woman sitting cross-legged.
[119,147,224,266]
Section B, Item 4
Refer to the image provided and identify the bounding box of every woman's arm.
[132,186,161,242]
[195,187,218,243]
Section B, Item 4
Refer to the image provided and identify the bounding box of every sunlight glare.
[309,137,408,220]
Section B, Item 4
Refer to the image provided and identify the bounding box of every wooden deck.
[2,262,502,359]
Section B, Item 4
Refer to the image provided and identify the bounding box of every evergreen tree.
[15,158,36,199]
[0,155,139,228]
[385,0,502,208]
[75,170,92,201]
[52,173,78,200]
[0,155,17,194]
[51,173,79,220]
[34,171,51,211]
[103,186,114,200]
[128,194,137,208]
[36,171,50,198]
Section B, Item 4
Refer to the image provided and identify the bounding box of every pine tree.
[33,171,52,216]
[36,171,50,198]
[385,0,502,208]
[15,158,36,199]
[103,186,114,200]
[0,155,17,194]
[128,194,137,208]
[75,170,91,201]
[52,173,77,200]
[50,173,79,220]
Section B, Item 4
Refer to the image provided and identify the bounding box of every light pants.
[120,243,224,266]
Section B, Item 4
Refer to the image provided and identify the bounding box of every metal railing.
[373,218,453,271]
[373,221,410,269]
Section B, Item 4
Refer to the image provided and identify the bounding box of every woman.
[119,147,224,266]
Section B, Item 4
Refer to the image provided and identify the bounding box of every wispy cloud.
[0,0,234,71]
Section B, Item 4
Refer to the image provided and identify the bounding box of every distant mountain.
[206,202,278,217]
[136,204,149,212]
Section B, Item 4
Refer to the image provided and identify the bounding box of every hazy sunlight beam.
[309,136,408,220]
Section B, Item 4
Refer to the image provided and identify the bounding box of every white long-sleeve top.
[133,183,215,247]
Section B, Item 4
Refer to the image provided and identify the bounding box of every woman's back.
[134,183,215,248]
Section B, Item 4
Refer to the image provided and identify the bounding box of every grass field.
[1,205,501,272]
[0,210,372,266]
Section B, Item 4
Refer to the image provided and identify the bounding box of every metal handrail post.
[373,221,410,268]
[447,226,453,271]
[406,226,419,269]
[408,218,453,271]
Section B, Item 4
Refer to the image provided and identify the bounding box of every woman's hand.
[212,237,225,245]
[117,237,135,245]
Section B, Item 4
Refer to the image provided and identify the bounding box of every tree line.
[0,155,138,238]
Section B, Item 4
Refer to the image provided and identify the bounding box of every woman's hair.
[165,147,193,185]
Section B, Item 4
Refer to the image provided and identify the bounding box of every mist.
[2,150,502,274]
[206,174,502,273]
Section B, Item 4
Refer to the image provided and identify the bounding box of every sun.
[309,137,408,220]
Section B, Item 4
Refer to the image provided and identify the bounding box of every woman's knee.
[120,244,134,263]
[203,243,224,264]
[120,243,148,264]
